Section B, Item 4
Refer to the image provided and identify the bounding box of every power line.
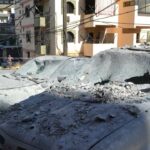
[1,1,150,45]
[14,0,119,36]
[47,2,150,33]
[4,3,150,37]
[46,0,120,32]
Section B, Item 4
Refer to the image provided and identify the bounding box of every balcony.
[34,17,46,27]
[83,13,118,28]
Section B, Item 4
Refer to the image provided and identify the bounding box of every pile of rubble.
[0,49,150,149]
[47,81,146,104]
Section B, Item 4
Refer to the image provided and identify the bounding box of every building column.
[49,0,56,55]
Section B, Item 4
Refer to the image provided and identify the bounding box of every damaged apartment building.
[0,0,18,60]
[15,0,150,58]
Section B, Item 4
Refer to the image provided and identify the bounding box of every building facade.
[15,0,150,58]
[0,0,16,53]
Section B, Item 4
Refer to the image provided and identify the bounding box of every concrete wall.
[117,0,135,48]
[84,43,117,56]
[118,2,150,47]
[54,0,84,56]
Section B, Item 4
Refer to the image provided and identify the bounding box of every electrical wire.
[9,2,150,35]
[47,2,150,33]
[1,1,150,47]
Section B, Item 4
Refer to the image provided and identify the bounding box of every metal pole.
[63,0,68,56]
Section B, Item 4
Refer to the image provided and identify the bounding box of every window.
[123,1,135,7]
[86,32,94,43]
[27,51,30,58]
[35,5,44,16]
[25,5,30,17]
[26,31,31,42]
[85,0,95,14]
[67,31,75,42]
[136,0,150,14]
[136,33,140,43]
[67,2,75,13]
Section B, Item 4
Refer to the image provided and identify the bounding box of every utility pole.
[63,0,68,56]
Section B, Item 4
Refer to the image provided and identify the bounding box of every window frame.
[26,31,31,43]
[25,5,30,17]
[67,31,75,43]
[67,2,75,14]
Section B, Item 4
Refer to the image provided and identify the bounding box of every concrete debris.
[123,105,141,117]
[47,81,145,104]
[0,49,150,149]
[21,116,34,123]
[94,114,108,122]
[57,76,66,83]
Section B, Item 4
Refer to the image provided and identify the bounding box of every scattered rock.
[57,76,66,83]
[94,114,108,122]
[21,116,34,123]
[109,114,116,119]
[124,105,140,117]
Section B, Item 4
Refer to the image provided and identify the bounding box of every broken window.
[67,2,75,14]
[67,31,75,42]
[26,31,31,42]
[85,31,115,44]
[35,5,44,16]
[85,32,94,43]
[85,0,95,14]
[103,33,114,43]
[25,5,30,17]
[27,51,30,58]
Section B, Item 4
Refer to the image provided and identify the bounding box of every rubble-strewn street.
[0,49,150,149]
[0,0,150,149]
